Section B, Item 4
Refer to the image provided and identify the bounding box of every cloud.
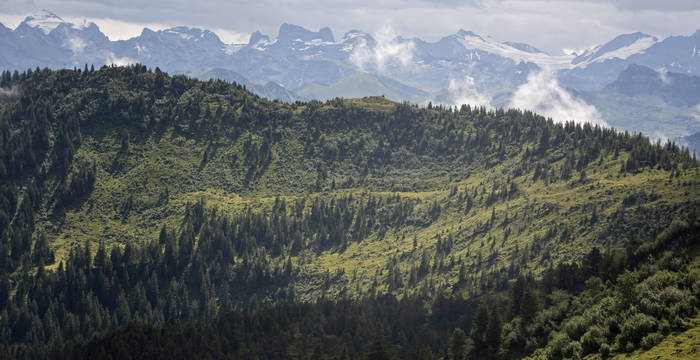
[509,70,607,126]
[692,104,700,124]
[350,24,415,73]
[211,28,250,44]
[651,131,669,144]
[65,36,86,53]
[105,53,135,66]
[444,75,492,108]
[0,86,20,98]
[575,0,700,11]
[658,69,672,85]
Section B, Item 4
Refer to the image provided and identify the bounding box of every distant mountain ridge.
[2,10,699,95]
[2,10,700,154]
[604,64,700,107]
[576,64,700,154]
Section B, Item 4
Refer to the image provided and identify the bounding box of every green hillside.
[0,65,698,359]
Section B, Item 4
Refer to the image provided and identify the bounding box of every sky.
[0,0,699,54]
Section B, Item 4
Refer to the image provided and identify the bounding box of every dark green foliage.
[0,66,697,359]
[449,328,469,360]
[497,214,700,359]
[56,159,95,209]
[28,215,695,360]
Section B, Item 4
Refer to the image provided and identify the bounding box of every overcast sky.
[1,0,698,54]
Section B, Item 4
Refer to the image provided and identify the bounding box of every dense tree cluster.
[0,193,432,349]
[0,65,697,359]
[0,205,696,359]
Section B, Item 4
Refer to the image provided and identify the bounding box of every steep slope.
[49,217,700,360]
[0,66,698,358]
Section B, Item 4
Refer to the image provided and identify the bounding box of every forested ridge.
[0,65,698,359]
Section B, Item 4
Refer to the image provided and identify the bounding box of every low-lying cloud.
[509,70,607,126]
[445,75,492,108]
[105,53,135,66]
[692,104,700,124]
[65,36,87,53]
[350,24,415,73]
[658,69,672,85]
[0,86,20,98]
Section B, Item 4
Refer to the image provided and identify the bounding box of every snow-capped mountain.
[3,10,112,69]
[2,10,698,96]
[21,9,67,34]
[2,10,699,152]
[112,27,230,70]
[560,31,700,91]
[572,32,658,66]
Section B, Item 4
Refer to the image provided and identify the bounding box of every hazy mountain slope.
[559,31,700,91]
[295,72,428,102]
[576,64,700,153]
[604,64,700,107]
[184,67,300,102]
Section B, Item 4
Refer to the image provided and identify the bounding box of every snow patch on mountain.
[251,37,276,51]
[23,10,66,34]
[224,44,245,54]
[166,29,193,41]
[575,36,658,67]
[454,30,574,69]
[503,41,545,54]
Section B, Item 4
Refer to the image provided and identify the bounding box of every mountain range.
[2,10,700,152]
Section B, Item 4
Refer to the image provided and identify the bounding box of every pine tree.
[471,299,489,351]
[520,285,539,325]
[486,305,502,357]
[449,328,468,360]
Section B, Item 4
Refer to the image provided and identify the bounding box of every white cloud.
[349,40,372,70]
[651,131,669,144]
[350,24,415,73]
[444,75,492,108]
[212,28,250,44]
[658,69,672,85]
[105,53,135,66]
[65,36,86,53]
[509,70,607,126]
[0,86,20,97]
[692,104,700,124]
